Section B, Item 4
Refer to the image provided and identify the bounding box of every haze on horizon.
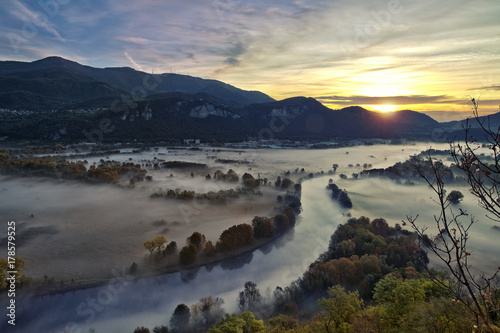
[1,0,499,121]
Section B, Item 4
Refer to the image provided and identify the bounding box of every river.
[3,143,499,332]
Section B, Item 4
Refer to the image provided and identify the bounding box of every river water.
[6,175,345,333]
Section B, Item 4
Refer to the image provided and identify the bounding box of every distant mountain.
[441,111,500,130]
[0,56,274,109]
[0,91,443,142]
[0,56,452,143]
[0,67,127,110]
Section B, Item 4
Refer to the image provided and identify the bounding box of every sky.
[1,0,499,121]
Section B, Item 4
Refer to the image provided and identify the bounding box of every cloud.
[124,51,143,71]
[315,95,455,106]
[12,0,66,42]
[471,85,500,91]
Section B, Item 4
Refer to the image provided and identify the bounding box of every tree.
[274,214,290,233]
[154,235,167,253]
[144,235,167,255]
[446,190,464,204]
[179,244,198,265]
[152,326,169,333]
[208,312,265,333]
[408,147,500,331]
[216,224,254,252]
[163,241,177,256]
[191,296,225,330]
[203,240,216,257]
[373,276,425,323]
[252,216,275,238]
[282,207,296,226]
[338,191,353,209]
[133,327,150,333]
[317,285,363,332]
[170,304,191,333]
[129,262,138,275]
[144,240,155,255]
[238,281,263,312]
[451,98,500,221]
[371,218,390,237]
[275,176,281,187]
[242,173,257,187]
[280,178,293,190]
[187,232,206,250]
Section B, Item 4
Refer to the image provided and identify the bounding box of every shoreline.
[20,227,295,299]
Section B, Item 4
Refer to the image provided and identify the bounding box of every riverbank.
[18,223,295,299]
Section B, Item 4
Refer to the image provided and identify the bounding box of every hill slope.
[0,56,274,108]
[0,93,442,142]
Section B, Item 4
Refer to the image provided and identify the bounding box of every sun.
[368,104,398,113]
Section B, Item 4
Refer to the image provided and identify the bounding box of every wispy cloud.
[12,0,66,42]
[471,85,500,91]
[124,51,143,71]
[316,95,454,106]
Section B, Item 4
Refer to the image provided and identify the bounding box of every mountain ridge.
[0,56,474,143]
[0,56,274,107]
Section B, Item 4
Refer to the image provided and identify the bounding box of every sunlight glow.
[368,104,398,113]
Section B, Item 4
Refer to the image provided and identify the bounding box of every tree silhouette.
[238,281,263,312]
[408,147,500,331]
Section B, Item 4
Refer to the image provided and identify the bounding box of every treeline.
[360,157,455,182]
[0,149,147,184]
[161,161,208,169]
[326,182,352,208]
[143,207,298,267]
[149,171,294,203]
[150,187,263,204]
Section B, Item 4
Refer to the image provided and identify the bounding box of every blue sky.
[1,0,499,120]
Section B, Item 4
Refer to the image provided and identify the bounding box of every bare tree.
[408,147,499,331]
[451,98,500,222]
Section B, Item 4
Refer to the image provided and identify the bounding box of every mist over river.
[1,143,499,332]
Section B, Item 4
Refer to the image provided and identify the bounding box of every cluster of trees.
[213,169,239,182]
[179,232,208,265]
[161,161,208,169]
[146,207,298,267]
[216,224,255,252]
[326,182,353,208]
[0,149,148,185]
[5,144,66,155]
[144,235,170,255]
[274,176,293,190]
[360,157,455,183]
[295,217,427,297]
[0,256,26,291]
[132,296,227,333]
[242,172,268,188]
[150,187,262,204]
